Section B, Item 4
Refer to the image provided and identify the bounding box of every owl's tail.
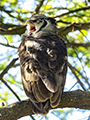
[31,99,50,115]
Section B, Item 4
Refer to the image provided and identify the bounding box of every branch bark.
[0,90,90,120]
[0,23,26,35]
[0,22,90,36]
[53,6,90,18]
[34,0,45,14]
[67,42,90,48]
[57,22,90,36]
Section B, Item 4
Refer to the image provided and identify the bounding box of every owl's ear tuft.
[46,17,57,25]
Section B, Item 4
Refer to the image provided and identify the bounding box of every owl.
[18,14,67,115]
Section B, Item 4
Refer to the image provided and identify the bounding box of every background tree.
[0,0,90,120]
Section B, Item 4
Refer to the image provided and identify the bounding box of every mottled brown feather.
[18,15,67,114]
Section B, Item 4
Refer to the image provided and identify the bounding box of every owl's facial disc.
[27,18,45,35]
[26,16,57,35]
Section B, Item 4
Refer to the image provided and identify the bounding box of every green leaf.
[4,35,13,43]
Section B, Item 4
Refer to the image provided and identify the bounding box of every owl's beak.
[27,20,36,33]
[29,23,35,30]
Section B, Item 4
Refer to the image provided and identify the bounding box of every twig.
[69,82,78,91]
[73,65,89,85]
[30,115,35,120]
[0,58,18,78]
[0,58,20,100]
[13,63,20,67]
[1,78,21,101]
[0,42,18,49]
[57,19,71,24]
[0,58,21,101]
[39,7,67,13]
[68,62,86,91]
[0,6,24,23]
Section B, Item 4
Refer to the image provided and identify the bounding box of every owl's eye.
[36,19,43,24]
[32,19,43,24]
[32,20,37,22]
[38,19,42,22]
[32,19,42,23]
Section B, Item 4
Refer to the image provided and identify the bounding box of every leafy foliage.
[0,0,90,120]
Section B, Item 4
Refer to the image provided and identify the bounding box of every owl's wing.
[18,34,67,114]
[33,35,67,108]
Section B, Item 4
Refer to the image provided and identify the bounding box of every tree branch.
[68,62,86,91]
[34,0,45,14]
[0,58,21,101]
[0,23,26,35]
[0,90,90,120]
[0,78,21,101]
[1,22,90,36]
[0,58,18,78]
[0,6,24,23]
[58,22,90,36]
[67,42,90,48]
[39,7,67,13]
[57,19,71,24]
[0,58,34,119]
[53,6,90,18]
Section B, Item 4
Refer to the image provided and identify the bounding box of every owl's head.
[26,14,57,36]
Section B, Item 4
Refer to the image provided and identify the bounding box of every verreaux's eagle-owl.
[18,14,67,114]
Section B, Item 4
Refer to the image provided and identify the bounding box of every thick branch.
[0,90,90,120]
[0,22,90,36]
[67,42,90,48]
[0,23,26,35]
[58,22,90,35]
